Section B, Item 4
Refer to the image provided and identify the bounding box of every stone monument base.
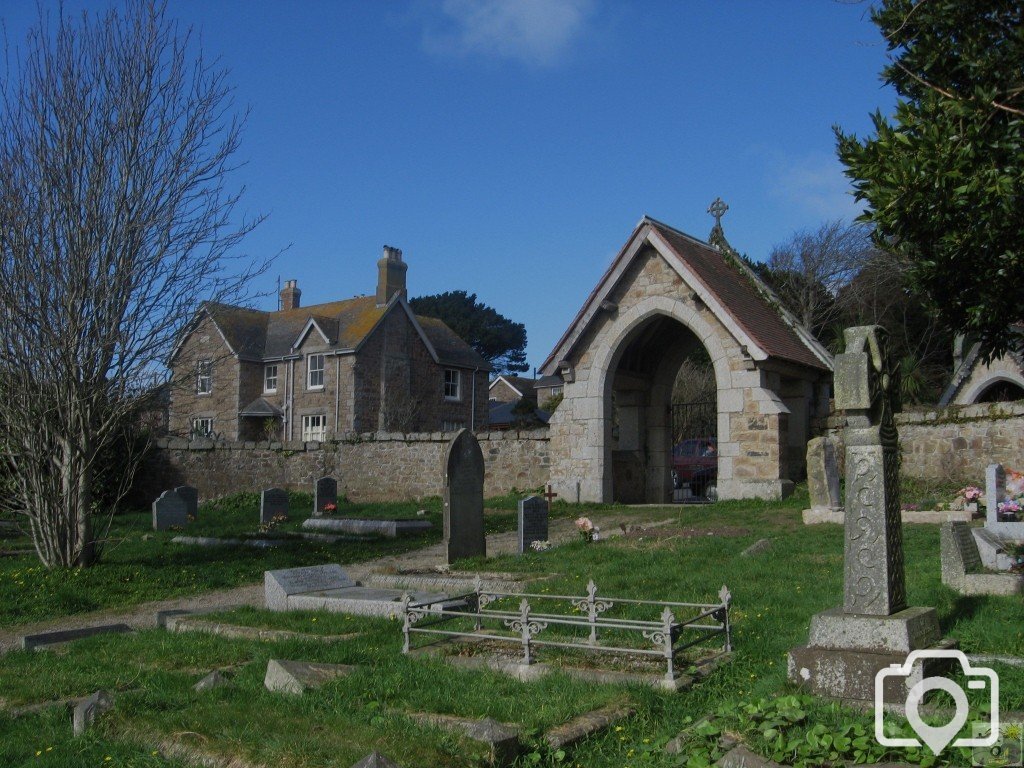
[787,606,954,704]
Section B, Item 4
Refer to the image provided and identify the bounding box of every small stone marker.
[443,429,486,563]
[174,485,199,520]
[410,713,520,766]
[544,704,634,751]
[517,495,549,553]
[313,476,338,517]
[260,487,289,524]
[805,436,841,512]
[787,325,944,704]
[193,670,230,692]
[351,753,402,768]
[73,690,113,736]
[265,564,355,611]
[264,658,354,695]
[986,463,1006,525]
[740,538,771,558]
[152,489,188,531]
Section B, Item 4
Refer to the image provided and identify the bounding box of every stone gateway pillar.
[788,326,949,704]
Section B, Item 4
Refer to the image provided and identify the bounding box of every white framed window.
[442,420,465,432]
[551,386,563,397]
[264,364,278,393]
[443,369,461,401]
[307,354,325,389]
[191,417,213,437]
[302,414,327,442]
[196,360,212,395]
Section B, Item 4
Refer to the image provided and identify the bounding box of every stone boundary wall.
[139,429,550,503]
[825,401,1024,481]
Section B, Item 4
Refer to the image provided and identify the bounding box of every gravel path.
[0,509,674,654]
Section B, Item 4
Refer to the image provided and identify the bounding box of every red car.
[672,438,717,492]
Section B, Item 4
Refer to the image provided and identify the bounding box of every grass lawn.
[0,490,591,628]
[1,488,1021,767]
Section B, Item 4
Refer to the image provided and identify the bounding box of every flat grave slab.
[266,563,461,618]
[21,623,133,651]
[302,517,433,538]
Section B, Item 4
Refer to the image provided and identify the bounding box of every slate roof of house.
[541,216,830,373]
[488,400,550,428]
[192,295,490,370]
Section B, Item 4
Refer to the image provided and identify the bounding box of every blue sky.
[2,1,896,370]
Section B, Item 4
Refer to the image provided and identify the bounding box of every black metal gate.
[669,401,718,502]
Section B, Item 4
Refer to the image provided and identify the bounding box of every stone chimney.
[280,279,301,311]
[376,245,407,305]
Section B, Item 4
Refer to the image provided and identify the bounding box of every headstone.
[787,326,944,704]
[260,487,289,524]
[152,489,188,531]
[264,659,354,695]
[73,690,113,737]
[193,670,230,692]
[313,476,338,517]
[442,429,486,563]
[740,538,771,558]
[986,463,1006,526]
[265,564,355,610]
[409,713,520,766]
[174,485,199,520]
[517,496,549,553]
[805,436,841,511]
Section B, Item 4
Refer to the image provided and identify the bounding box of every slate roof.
[239,397,284,417]
[542,216,830,373]
[490,375,540,399]
[191,295,489,370]
[648,219,828,371]
[488,400,550,428]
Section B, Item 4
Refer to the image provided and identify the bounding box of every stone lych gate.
[541,211,833,503]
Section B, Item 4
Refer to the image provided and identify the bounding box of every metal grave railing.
[401,577,731,684]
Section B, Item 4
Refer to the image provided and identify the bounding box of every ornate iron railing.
[401,577,731,685]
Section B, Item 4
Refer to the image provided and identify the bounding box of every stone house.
[168,247,490,441]
[541,215,833,503]
[488,375,539,404]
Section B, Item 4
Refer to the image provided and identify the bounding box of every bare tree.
[758,220,874,338]
[0,2,267,567]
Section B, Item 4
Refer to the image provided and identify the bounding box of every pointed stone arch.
[543,216,832,503]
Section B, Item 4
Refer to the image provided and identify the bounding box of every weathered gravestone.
[174,485,199,520]
[517,496,548,553]
[265,564,355,610]
[787,326,945,704]
[313,476,338,517]
[805,436,841,513]
[261,488,289,524]
[152,489,189,531]
[443,429,486,563]
[73,690,113,737]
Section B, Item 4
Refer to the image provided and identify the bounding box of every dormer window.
[307,354,325,390]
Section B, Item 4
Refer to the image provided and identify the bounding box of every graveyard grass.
[1,488,1022,767]
[0,490,579,627]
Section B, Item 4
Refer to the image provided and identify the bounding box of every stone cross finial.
[707,197,728,227]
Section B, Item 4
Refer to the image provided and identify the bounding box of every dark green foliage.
[836,0,1024,362]
[409,291,528,374]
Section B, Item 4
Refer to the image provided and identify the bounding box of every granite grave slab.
[302,517,433,538]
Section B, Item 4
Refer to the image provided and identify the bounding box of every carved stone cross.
[707,197,729,227]
[543,484,558,505]
[834,325,906,616]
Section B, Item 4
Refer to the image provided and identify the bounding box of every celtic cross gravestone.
[788,326,945,704]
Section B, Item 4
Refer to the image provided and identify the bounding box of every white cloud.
[769,151,863,221]
[422,0,595,67]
